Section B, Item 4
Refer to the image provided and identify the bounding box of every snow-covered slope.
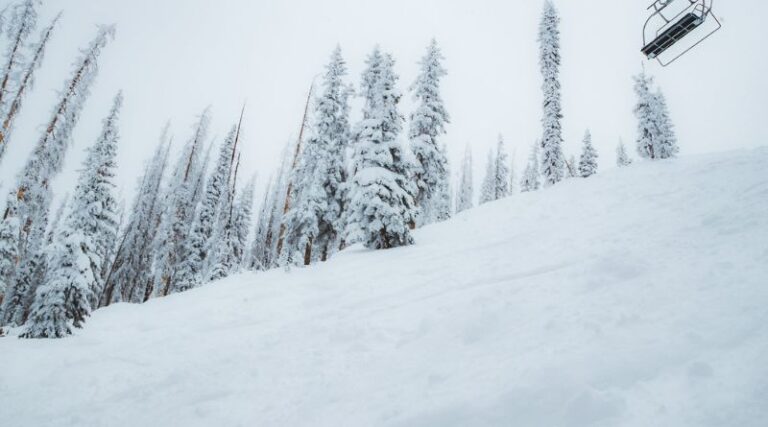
[2,148,767,427]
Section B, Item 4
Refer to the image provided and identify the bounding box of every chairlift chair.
[642,0,721,66]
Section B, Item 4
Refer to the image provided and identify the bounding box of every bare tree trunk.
[303,238,313,266]
[276,81,315,258]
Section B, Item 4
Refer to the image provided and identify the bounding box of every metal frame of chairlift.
[642,0,722,66]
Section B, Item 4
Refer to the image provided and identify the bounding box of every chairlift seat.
[642,12,703,59]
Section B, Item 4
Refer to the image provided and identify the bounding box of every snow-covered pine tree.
[0,9,58,163]
[432,143,452,222]
[101,196,124,287]
[189,139,214,220]
[616,138,632,167]
[78,92,121,307]
[651,91,678,159]
[101,129,170,306]
[479,149,495,205]
[18,229,91,338]
[509,152,517,195]
[0,200,19,311]
[316,47,352,260]
[282,47,351,265]
[0,26,114,326]
[455,144,473,213]
[281,138,325,266]
[409,39,450,227]
[210,165,254,279]
[335,82,355,252]
[208,151,242,281]
[633,69,656,159]
[520,140,541,193]
[275,85,314,261]
[253,142,295,270]
[633,69,679,160]
[248,177,273,271]
[207,111,246,280]
[233,176,255,270]
[493,135,510,200]
[538,0,565,186]
[0,0,37,120]
[346,49,417,249]
[153,109,209,297]
[177,113,242,290]
[21,92,123,338]
[578,129,598,178]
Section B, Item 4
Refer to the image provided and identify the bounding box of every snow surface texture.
[2,149,768,426]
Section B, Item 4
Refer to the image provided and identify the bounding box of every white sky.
[1,0,766,203]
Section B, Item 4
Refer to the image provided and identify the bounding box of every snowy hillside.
[2,148,767,426]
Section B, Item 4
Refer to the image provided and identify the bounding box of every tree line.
[0,0,678,338]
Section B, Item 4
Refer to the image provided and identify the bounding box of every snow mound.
[2,148,767,426]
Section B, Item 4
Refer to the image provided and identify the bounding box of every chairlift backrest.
[641,0,721,66]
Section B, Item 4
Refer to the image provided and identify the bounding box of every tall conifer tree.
[0,25,114,326]
[22,92,123,338]
[578,129,598,177]
[409,39,450,226]
[539,0,565,186]
[347,49,417,249]
[455,144,474,213]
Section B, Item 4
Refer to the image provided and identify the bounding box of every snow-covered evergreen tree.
[0,201,20,310]
[335,82,355,252]
[102,129,169,305]
[509,153,517,195]
[347,49,417,249]
[21,92,122,338]
[479,137,510,203]
[616,138,632,167]
[252,142,295,270]
[0,12,58,163]
[578,129,598,178]
[282,47,351,265]
[177,116,241,290]
[0,8,60,165]
[409,39,450,227]
[78,92,121,307]
[432,143,452,222]
[153,109,209,296]
[455,144,473,213]
[0,0,37,123]
[633,69,655,159]
[538,0,565,186]
[281,141,324,266]
[479,149,495,205]
[633,69,679,160]
[315,47,352,260]
[0,26,113,326]
[209,166,254,279]
[208,151,241,281]
[520,140,541,193]
[19,229,91,338]
[651,92,678,159]
[493,135,510,200]
[248,177,273,271]
[233,177,255,270]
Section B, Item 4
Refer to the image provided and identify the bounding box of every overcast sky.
[1,0,766,204]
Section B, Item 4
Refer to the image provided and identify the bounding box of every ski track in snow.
[1,148,767,426]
